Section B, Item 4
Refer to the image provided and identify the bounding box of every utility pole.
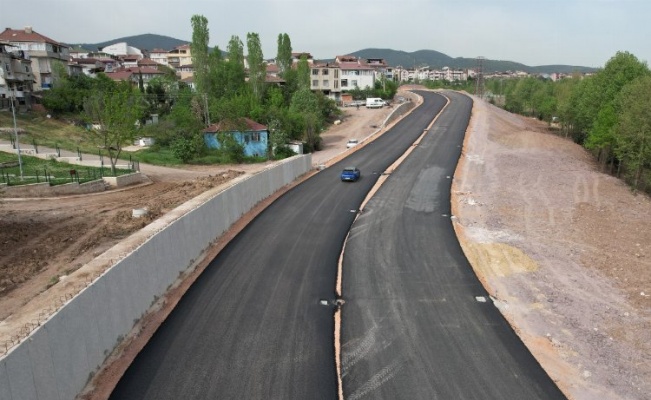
[475,56,485,99]
[10,91,24,179]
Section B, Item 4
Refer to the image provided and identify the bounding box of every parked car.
[346,139,359,148]
[341,167,361,182]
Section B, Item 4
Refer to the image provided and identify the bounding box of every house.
[0,40,34,109]
[335,55,375,91]
[0,26,69,90]
[104,66,165,87]
[204,118,269,158]
[310,62,342,101]
[167,44,192,68]
[70,57,107,77]
[149,48,169,66]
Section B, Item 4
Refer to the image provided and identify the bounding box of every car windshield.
[343,167,356,172]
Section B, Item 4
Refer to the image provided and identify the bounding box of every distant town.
[1,26,591,110]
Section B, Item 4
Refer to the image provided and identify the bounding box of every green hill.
[348,48,597,74]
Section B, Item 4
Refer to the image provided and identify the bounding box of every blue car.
[341,167,361,182]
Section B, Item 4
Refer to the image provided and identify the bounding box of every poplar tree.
[276,33,292,77]
[246,32,265,101]
[190,15,210,96]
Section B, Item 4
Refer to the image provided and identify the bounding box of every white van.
[365,98,385,109]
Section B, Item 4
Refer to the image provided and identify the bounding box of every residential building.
[149,48,169,66]
[0,26,69,90]
[104,66,165,87]
[167,44,192,68]
[69,57,108,77]
[176,64,194,80]
[335,55,375,91]
[0,41,34,109]
[310,62,341,101]
[204,118,269,158]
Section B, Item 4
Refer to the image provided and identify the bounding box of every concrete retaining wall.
[102,172,143,187]
[0,154,311,400]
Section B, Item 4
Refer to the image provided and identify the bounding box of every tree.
[276,33,292,77]
[246,32,265,102]
[83,82,145,175]
[614,76,651,190]
[581,52,650,147]
[42,61,95,115]
[191,14,211,96]
[290,88,323,151]
[223,35,246,95]
[296,54,310,90]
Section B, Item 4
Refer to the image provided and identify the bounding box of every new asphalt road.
[110,92,449,399]
[340,91,565,399]
[110,91,564,399]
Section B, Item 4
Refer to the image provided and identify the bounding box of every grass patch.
[129,147,182,166]
[0,152,133,186]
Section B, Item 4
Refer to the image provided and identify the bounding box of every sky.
[2,0,649,68]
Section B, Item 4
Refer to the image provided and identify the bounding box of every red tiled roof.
[105,71,133,81]
[138,58,159,66]
[338,61,373,70]
[204,118,267,133]
[0,27,66,47]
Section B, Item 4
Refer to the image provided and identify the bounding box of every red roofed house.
[204,118,269,158]
[104,67,165,87]
[334,55,375,92]
[0,26,69,91]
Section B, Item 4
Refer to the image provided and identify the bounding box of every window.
[334,80,339,89]
[334,69,339,78]
[252,132,260,142]
[312,69,319,75]
[341,79,348,87]
[322,80,329,87]
[352,80,358,87]
[322,69,329,75]
[312,79,318,87]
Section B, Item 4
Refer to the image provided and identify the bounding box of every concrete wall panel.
[26,326,59,400]
[4,344,37,400]
[0,359,14,400]
[45,299,90,400]
[0,155,311,399]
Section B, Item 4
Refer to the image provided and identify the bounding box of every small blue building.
[203,118,269,157]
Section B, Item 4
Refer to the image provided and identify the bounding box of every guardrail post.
[32,138,38,154]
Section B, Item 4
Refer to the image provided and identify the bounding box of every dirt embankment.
[452,98,651,400]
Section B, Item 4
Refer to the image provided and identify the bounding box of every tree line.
[485,51,651,192]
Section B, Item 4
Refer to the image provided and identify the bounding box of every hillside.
[349,48,597,74]
[68,34,597,74]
